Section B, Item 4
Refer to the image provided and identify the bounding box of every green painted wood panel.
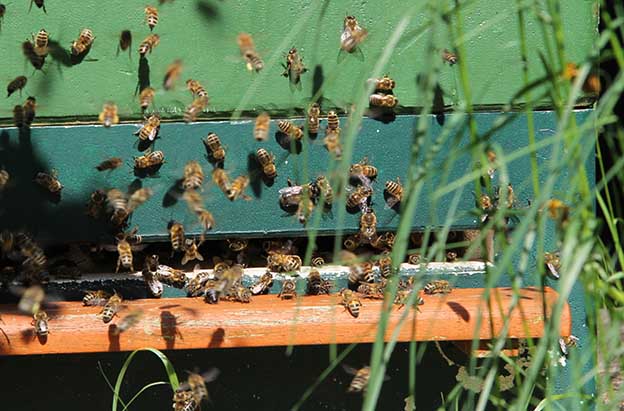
[0,110,594,243]
[0,0,597,121]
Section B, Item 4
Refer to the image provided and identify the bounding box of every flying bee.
[163,59,183,90]
[313,175,333,206]
[369,93,398,108]
[227,175,250,201]
[181,238,204,265]
[323,129,342,158]
[212,256,233,276]
[127,187,153,212]
[442,49,457,65]
[282,47,307,86]
[172,389,196,411]
[341,15,368,53]
[138,33,160,56]
[112,309,143,335]
[139,87,155,112]
[346,185,372,210]
[215,264,244,298]
[385,177,403,208]
[100,292,123,323]
[85,189,107,219]
[107,189,129,226]
[183,189,203,213]
[203,132,226,162]
[212,168,231,196]
[370,74,395,92]
[22,41,45,70]
[13,105,24,127]
[343,234,361,251]
[32,29,49,57]
[34,170,63,193]
[340,289,362,318]
[237,33,264,72]
[349,261,375,286]
[155,265,187,288]
[0,4,5,30]
[29,0,46,13]
[118,30,132,55]
[99,102,120,127]
[250,271,273,295]
[83,290,111,306]
[296,196,315,225]
[196,209,215,239]
[279,279,297,299]
[377,251,392,278]
[307,103,321,134]
[182,160,205,191]
[135,114,161,142]
[71,28,95,55]
[116,228,137,273]
[559,335,579,356]
[17,284,45,314]
[144,5,159,30]
[254,112,270,141]
[168,221,185,254]
[546,199,570,224]
[357,281,385,299]
[0,169,9,191]
[359,208,377,242]
[179,368,220,406]
[134,150,165,169]
[307,269,332,295]
[96,157,123,172]
[423,280,452,295]
[7,76,27,97]
[256,148,277,179]
[184,96,208,123]
[267,251,302,272]
[545,251,561,279]
[186,79,208,98]
[278,120,304,140]
[32,310,49,337]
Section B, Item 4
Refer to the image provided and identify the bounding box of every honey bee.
[278,120,304,140]
[211,256,232,276]
[486,149,497,179]
[212,168,231,196]
[340,289,362,318]
[155,265,188,288]
[236,33,264,72]
[85,189,107,219]
[182,160,205,191]
[32,310,49,337]
[346,185,372,210]
[184,96,209,123]
[0,168,9,191]
[135,114,161,141]
[71,28,95,55]
[29,0,46,13]
[227,175,250,201]
[13,104,24,127]
[385,177,403,208]
[99,102,120,127]
[407,253,421,265]
[356,281,385,299]
[215,264,244,298]
[179,369,220,406]
[127,187,153,212]
[138,34,160,56]
[7,76,27,97]
[24,95,37,126]
[546,199,570,224]
[323,129,342,158]
[256,148,277,179]
[34,170,63,193]
[143,266,164,298]
[116,229,137,273]
[326,110,340,131]
[377,251,392,278]
[196,209,215,239]
[134,150,165,169]
[442,49,457,65]
[340,15,368,53]
[313,175,333,206]
[545,251,561,279]
[394,289,424,310]
[185,270,211,297]
[349,261,375,285]
[32,29,49,56]
[139,87,155,112]
[359,208,377,242]
[163,59,183,90]
[186,79,208,98]
[446,251,458,262]
[203,132,225,162]
[226,239,248,253]
[311,255,327,267]
[306,269,332,295]
[279,279,297,299]
[307,103,321,134]
[343,234,361,251]
[112,309,143,335]
[369,93,398,108]
[168,221,185,254]
[253,112,270,141]
[282,47,307,86]
[559,335,579,356]
[370,74,395,92]
[107,189,129,226]
[423,280,452,295]
[83,290,111,306]
[22,41,46,70]
[250,271,273,295]
[267,251,302,272]
[296,196,315,225]
[118,30,132,55]
[278,179,308,208]
[96,157,123,172]
[100,292,123,324]
[17,284,45,314]
[181,238,204,265]
[172,389,196,411]
[224,284,252,303]
[144,5,159,31]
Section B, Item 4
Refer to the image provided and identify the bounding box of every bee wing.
[546,263,560,279]
[341,364,359,376]
[200,367,220,383]
[250,281,268,295]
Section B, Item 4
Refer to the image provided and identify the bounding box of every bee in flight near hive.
[85,189,107,219]
[256,148,277,179]
[32,29,49,57]
[342,365,371,393]
[346,185,372,211]
[115,228,138,272]
[34,170,63,193]
[442,49,457,65]
[348,261,375,286]
[254,112,270,141]
[184,96,208,123]
[168,221,185,255]
[139,87,155,112]
[163,59,183,90]
[279,279,297,299]
[384,177,403,208]
[15,284,45,314]
[237,33,264,72]
[112,309,143,335]
[278,119,304,141]
[227,175,251,201]
[203,132,226,163]
[138,34,160,56]
[107,189,129,226]
[99,291,123,324]
[22,40,46,69]
[340,288,362,318]
[545,251,561,279]
[134,150,165,170]
[213,264,244,300]
[340,15,368,54]
[186,79,208,99]
[182,160,205,191]
[282,47,307,87]
[176,368,220,410]
[71,28,95,56]
[267,251,302,272]
[212,168,231,197]
[118,30,132,56]
[7,75,27,97]
[135,114,161,142]
[251,271,273,295]
[423,279,452,295]
[99,102,119,127]
[127,187,153,212]
[181,238,204,265]
[144,5,159,31]
[32,310,49,337]
[96,157,123,172]
[307,103,321,134]
[172,388,196,411]
[83,290,112,306]
[29,0,46,13]
[306,269,332,295]
[369,93,398,108]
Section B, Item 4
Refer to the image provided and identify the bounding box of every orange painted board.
[0,287,570,356]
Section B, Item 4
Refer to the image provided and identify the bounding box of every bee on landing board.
[237,33,264,72]
[184,96,208,123]
[279,279,297,299]
[203,132,226,163]
[181,238,204,265]
[359,208,377,243]
[384,177,403,208]
[99,291,123,323]
[277,120,304,140]
[32,310,49,337]
[251,271,273,295]
[306,269,332,295]
[423,280,452,295]
[346,185,372,211]
[227,175,251,201]
[186,79,208,99]
[340,288,362,318]
[267,251,301,272]
[307,103,321,134]
[256,148,277,179]
[134,150,165,170]
[135,114,161,142]
[212,168,231,197]
[32,29,49,57]
[99,102,119,127]
[369,93,398,108]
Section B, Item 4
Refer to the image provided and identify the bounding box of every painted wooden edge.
[0,287,570,356]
